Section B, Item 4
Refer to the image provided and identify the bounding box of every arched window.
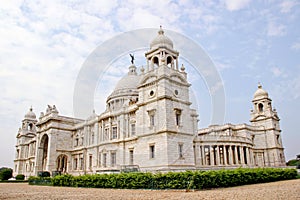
[258,103,264,112]
[28,123,33,131]
[56,154,68,172]
[167,56,173,68]
[153,57,159,68]
[40,134,49,171]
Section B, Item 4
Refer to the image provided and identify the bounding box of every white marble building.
[13,28,286,178]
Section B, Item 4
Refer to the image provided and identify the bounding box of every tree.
[0,167,13,181]
[286,159,300,166]
[16,174,25,180]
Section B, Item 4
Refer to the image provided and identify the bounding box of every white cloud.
[291,41,300,50]
[280,0,299,13]
[267,22,286,36]
[224,0,251,11]
[270,67,284,77]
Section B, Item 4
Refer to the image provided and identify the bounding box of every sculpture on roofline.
[130,53,134,64]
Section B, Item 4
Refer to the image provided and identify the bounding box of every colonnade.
[196,144,254,166]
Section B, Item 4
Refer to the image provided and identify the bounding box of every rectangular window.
[131,123,136,136]
[74,158,78,170]
[178,143,183,158]
[149,145,155,159]
[104,128,109,141]
[111,152,116,167]
[176,113,181,126]
[98,153,101,166]
[80,157,84,170]
[103,153,107,167]
[91,132,94,144]
[150,115,155,126]
[175,109,181,126]
[89,155,92,169]
[112,127,117,139]
[129,149,134,165]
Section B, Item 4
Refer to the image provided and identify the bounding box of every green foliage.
[15,174,25,180]
[47,168,298,189]
[28,176,52,186]
[286,159,300,166]
[0,168,13,181]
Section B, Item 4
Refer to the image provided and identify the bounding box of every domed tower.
[14,107,38,177]
[250,84,285,166]
[134,27,198,171]
[145,26,179,71]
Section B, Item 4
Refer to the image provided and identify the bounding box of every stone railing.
[195,135,252,144]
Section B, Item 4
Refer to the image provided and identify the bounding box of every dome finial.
[158,25,164,35]
[258,82,262,89]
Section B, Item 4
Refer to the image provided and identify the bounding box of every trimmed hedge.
[34,168,297,189]
[16,174,25,180]
[28,176,52,186]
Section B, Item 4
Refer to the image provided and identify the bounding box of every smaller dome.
[24,107,36,119]
[150,26,173,50]
[254,83,268,99]
[87,109,97,120]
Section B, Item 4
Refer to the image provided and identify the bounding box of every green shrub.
[38,168,298,190]
[286,159,300,166]
[28,176,52,185]
[15,174,25,180]
[0,168,13,181]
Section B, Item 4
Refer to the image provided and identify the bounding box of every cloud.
[291,41,300,50]
[270,67,283,77]
[267,22,286,36]
[280,0,299,13]
[224,0,251,11]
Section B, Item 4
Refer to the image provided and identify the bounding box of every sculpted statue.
[130,54,134,64]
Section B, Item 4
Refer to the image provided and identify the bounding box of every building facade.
[13,28,286,178]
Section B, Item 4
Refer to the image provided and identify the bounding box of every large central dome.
[114,69,140,92]
[106,64,140,110]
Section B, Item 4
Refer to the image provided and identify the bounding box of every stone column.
[194,144,200,166]
[147,59,149,72]
[234,146,239,165]
[228,146,233,165]
[249,148,254,166]
[201,145,207,165]
[240,146,245,165]
[216,145,220,166]
[210,146,215,166]
[246,147,250,166]
[224,145,228,165]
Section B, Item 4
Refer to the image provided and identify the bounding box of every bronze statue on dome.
[130,54,134,64]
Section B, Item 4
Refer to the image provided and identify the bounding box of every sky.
[1,0,300,168]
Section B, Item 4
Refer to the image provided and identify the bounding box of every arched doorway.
[56,154,68,173]
[40,134,49,171]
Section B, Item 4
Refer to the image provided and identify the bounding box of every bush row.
[33,168,297,189]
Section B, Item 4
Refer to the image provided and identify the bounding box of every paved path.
[0,179,299,200]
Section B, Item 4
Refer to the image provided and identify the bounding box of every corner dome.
[254,83,268,100]
[24,107,36,120]
[150,26,173,50]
